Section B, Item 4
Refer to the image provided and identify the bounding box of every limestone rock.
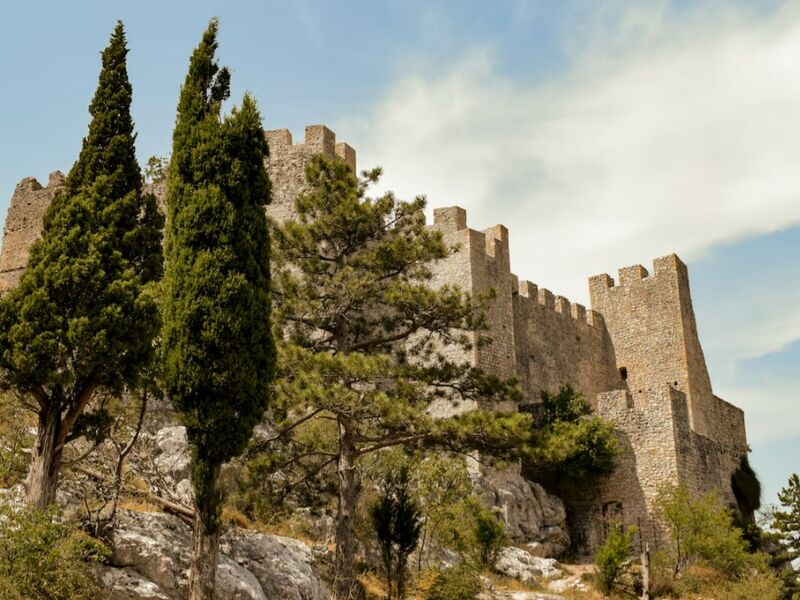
[547,574,589,594]
[106,509,331,600]
[98,566,172,600]
[494,546,563,583]
[479,468,569,556]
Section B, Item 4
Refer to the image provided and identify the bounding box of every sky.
[0,0,798,507]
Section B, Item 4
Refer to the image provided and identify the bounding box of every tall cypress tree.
[0,22,162,508]
[161,20,274,600]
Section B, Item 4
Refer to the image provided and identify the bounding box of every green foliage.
[425,564,480,600]
[732,455,762,516]
[0,21,162,395]
[528,385,617,484]
[540,384,591,423]
[773,474,800,562]
[161,19,275,519]
[144,155,168,184]
[0,22,162,506]
[0,505,109,599]
[705,570,784,600]
[370,466,423,599]
[657,484,766,578]
[594,523,634,593]
[472,505,506,567]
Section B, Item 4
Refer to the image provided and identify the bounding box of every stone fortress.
[0,124,749,552]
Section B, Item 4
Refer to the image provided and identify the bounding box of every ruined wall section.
[589,255,716,437]
[514,281,620,407]
[265,125,355,224]
[0,172,65,292]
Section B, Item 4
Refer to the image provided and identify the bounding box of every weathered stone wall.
[587,386,688,550]
[514,281,620,406]
[0,172,65,291]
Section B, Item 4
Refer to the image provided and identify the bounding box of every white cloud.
[343,2,800,305]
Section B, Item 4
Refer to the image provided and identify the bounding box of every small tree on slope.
[270,155,532,599]
[772,474,800,598]
[0,22,162,509]
[161,20,275,600]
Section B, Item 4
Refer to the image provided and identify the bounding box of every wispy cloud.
[345,2,800,305]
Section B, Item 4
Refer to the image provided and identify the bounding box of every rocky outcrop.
[493,547,563,582]
[104,509,330,600]
[479,468,569,557]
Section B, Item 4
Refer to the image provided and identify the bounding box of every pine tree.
[0,22,162,508]
[270,155,532,599]
[161,20,274,600]
[772,474,800,598]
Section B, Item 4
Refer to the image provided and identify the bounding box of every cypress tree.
[0,22,162,508]
[161,20,274,600]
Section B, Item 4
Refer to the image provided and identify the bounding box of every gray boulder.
[494,546,563,582]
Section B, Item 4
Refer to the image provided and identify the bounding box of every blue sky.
[1,1,798,507]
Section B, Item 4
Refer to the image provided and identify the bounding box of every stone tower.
[589,255,715,436]
[0,172,65,292]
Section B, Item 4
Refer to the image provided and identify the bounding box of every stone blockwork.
[0,124,749,555]
[0,171,65,291]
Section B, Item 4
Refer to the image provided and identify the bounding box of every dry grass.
[221,506,253,528]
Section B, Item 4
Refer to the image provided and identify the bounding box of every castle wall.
[513,280,620,406]
[0,172,65,292]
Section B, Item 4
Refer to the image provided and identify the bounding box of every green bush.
[594,524,634,593]
[426,564,480,600]
[473,507,506,567]
[530,385,618,484]
[0,505,109,599]
[657,484,765,578]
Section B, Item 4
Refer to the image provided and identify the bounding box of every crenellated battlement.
[589,254,687,293]
[265,125,356,171]
[517,279,603,329]
[431,206,512,274]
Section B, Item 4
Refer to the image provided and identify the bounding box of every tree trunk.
[188,463,221,600]
[25,406,62,509]
[334,416,361,600]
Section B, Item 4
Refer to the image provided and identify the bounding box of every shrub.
[426,564,480,600]
[529,385,618,484]
[706,570,784,600]
[594,523,634,593]
[370,466,422,599]
[656,484,764,578]
[473,507,506,567]
[0,505,109,599]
